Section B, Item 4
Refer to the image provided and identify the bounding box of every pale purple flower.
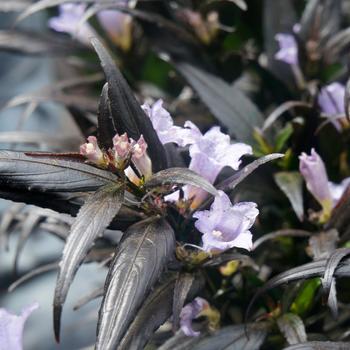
[49,4,96,45]
[275,33,298,65]
[142,100,198,147]
[113,133,133,158]
[180,297,209,337]
[0,302,39,350]
[299,149,332,206]
[97,7,133,51]
[80,136,105,165]
[318,83,345,131]
[187,124,252,206]
[329,178,350,204]
[193,191,258,252]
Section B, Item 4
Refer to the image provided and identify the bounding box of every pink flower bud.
[80,136,105,165]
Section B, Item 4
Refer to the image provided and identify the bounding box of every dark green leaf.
[91,37,168,172]
[274,171,304,221]
[176,63,264,143]
[54,184,124,341]
[96,217,175,349]
[145,167,218,197]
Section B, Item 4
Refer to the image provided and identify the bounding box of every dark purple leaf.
[96,217,175,349]
[145,167,218,197]
[54,184,124,341]
[91,37,168,172]
[0,150,119,193]
[283,341,350,350]
[277,313,307,345]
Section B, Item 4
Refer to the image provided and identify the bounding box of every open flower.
[180,297,209,337]
[318,82,345,131]
[142,99,197,147]
[187,125,252,206]
[0,302,39,350]
[193,191,258,252]
[97,7,133,52]
[80,136,106,166]
[275,33,298,65]
[48,4,96,45]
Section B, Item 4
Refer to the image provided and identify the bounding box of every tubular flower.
[0,302,39,350]
[318,82,345,131]
[48,4,96,45]
[193,191,258,253]
[275,33,298,65]
[180,297,209,337]
[80,136,106,166]
[299,149,333,214]
[97,7,133,52]
[187,124,252,206]
[142,99,198,147]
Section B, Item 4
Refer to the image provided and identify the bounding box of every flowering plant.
[2,1,350,350]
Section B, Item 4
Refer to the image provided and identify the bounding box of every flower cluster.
[80,133,151,183]
[143,100,258,253]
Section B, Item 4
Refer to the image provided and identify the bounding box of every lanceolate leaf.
[90,38,167,172]
[145,167,218,197]
[53,184,124,341]
[0,150,119,193]
[217,153,284,192]
[274,171,304,221]
[277,313,307,345]
[172,273,195,331]
[176,63,264,144]
[118,272,204,350]
[191,323,268,350]
[97,83,114,150]
[96,217,175,350]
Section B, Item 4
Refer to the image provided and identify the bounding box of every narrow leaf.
[96,217,175,349]
[145,167,219,197]
[173,273,195,331]
[0,150,119,193]
[217,153,284,192]
[277,313,307,345]
[53,184,124,341]
[91,37,168,172]
[274,171,304,221]
[176,63,264,143]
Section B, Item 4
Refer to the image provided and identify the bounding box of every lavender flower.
[142,100,197,147]
[49,4,96,45]
[97,8,133,52]
[318,82,345,131]
[193,191,258,252]
[130,135,152,180]
[80,136,106,166]
[318,83,345,115]
[0,302,39,350]
[275,33,298,65]
[180,297,209,337]
[299,149,332,207]
[187,124,252,206]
